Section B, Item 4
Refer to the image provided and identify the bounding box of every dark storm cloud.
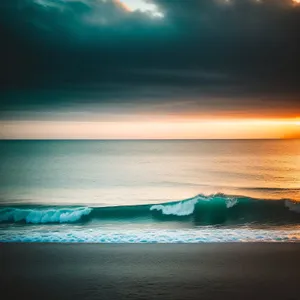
[0,0,300,117]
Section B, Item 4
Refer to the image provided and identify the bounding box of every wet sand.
[1,243,299,300]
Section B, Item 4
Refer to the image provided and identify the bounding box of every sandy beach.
[1,243,299,300]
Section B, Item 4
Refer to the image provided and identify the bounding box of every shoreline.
[1,243,300,300]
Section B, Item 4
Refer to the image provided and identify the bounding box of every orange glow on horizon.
[0,118,299,140]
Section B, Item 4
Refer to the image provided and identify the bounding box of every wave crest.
[150,195,239,216]
[150,198,199,216]
[0,207,92,224]
[285,201,300,213]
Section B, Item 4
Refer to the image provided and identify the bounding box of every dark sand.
[1,243,300,300]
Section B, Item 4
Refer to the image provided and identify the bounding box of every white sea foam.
[150,198,199,216]
[226,198,238,208]
[150,196,238,216]
[1,228,299,243]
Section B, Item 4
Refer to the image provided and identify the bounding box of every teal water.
[0,140,299,242]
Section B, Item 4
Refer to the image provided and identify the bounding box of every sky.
[0,0,300,139]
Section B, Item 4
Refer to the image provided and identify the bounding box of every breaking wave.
[0,193,299,226]
[0,207,92,224]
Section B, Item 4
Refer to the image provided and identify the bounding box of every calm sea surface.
[0,140,299,206]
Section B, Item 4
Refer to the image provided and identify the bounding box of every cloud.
[0,0,300,119]
[31,0,165,25]
[114,0,164,18]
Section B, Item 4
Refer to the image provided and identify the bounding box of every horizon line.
[1,138,299,141]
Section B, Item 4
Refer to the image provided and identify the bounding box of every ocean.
[0,139,299,243]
